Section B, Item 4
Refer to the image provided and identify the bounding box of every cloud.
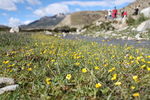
[8,17,22,27]
[26,0,41,5]
[1,13,8,16]
[23,20,32,25]
[0,0,41,11]
[34,3,70,17]
[0,0,23,11]
[113,0,136,5]
[62,0,136,7]
[8,17,32,26]
[62,1,110,7]
[26,6,33,10]
[75,8,81,12]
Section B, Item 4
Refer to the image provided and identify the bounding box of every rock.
[118,26,129,31]
[96,21,102,26]
[45,31,53,35]
[105,31,113,35]
[135,34,143,40]
[128,37,134,40]
[121,36,127,39]
[0,85,19,95]
[136,20,150,32]
[141,7,150,18]
[0,77,19,95]
[132,28,136,31]
[9,27,19,33]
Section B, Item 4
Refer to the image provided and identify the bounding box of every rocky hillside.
[57,11,106,28]
[123,0,150,15]
[20,13,65,31]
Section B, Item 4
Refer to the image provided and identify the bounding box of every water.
[62,34,150,48]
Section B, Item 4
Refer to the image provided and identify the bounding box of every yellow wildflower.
[133,93,140,97]
[147,61,150,64]
[75,62,80,66]
[108,67,116,72]
[45,78,51,85]
[3,60,9,64]
[111,74,117,80]
[66,74,72,80]
[147,67,150,71]
[114,82,122,86]
[27,63,31,66]
[132,75,139,82]
[82,68,87,73]
[95,83,102,88]
[94,66,100,70]
[130,86,135,90]
[140,65,146,69]
[27,68,32,71]
[51,59,55,63]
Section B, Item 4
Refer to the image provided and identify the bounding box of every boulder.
[9,27,19,33]
[136,20,150,32]
[45,31,53,35]
[141,7,150,18]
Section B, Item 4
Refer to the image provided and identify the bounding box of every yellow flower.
[147,61,150,64]
[3,60,9,64]
[74,62,80,66]
[45,78,51,85]
[66,74,72,80]
[27,63,31,66]
[133,93,140,97]
[27,68,32,71]
[82,68,87,73]
[108,67,116,72]
[95,83,102,88]
[114,82,122,86]
[132,75,139,82]
[140,65,146,69]
[111,74,117,80]
[51,59,55,63]
[147,67,150,71]
[94,66,100,70]
[130,86,135,90]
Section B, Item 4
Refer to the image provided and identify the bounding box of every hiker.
[108,9,112,19]
[123,11,127,18]
[133,6,140,15]
[121,10,124,18]
[105,15,107,20]
[112,7,118,18]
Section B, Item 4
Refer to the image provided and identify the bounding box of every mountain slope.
[57,11,106,28]
[20,14,65,30]
[123,0,150,14]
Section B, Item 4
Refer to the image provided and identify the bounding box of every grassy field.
[0,32,150,100]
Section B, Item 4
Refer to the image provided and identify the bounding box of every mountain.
[56,11,107,28]
[0,25,10,31]
[20,0,149,31]
[123,0,150,15]
[20,13,65,31]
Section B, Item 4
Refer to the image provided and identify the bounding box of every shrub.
[127,14,149,26]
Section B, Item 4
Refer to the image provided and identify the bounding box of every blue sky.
[0,0,135,26]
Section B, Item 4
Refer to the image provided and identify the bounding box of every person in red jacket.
[123,11,127,18]
[112,7,118,18]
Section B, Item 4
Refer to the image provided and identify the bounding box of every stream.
[62,34,150,48]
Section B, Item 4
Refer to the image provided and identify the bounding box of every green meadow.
[0,33,150,100]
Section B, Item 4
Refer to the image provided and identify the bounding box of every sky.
[0,0,136,27]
